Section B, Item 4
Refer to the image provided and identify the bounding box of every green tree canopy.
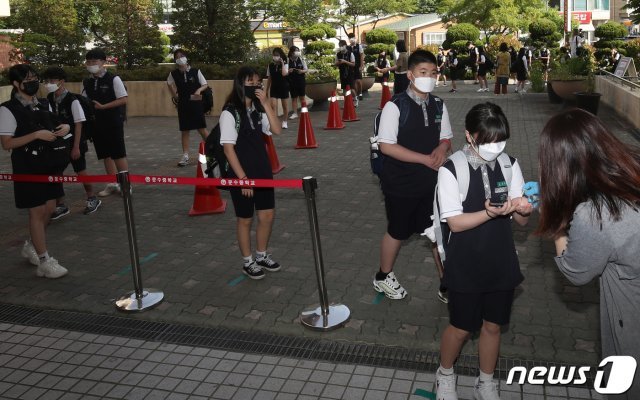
[172,0,254,65]
[5,0,85,65]
[82,0,165,68]
[529,18,562,48]
[594,21,628,40]
[365,28,398,45]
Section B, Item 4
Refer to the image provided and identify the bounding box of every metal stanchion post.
[114,171,164,312]
[299,176,350,331]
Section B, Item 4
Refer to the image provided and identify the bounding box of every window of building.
[422,32,445,45]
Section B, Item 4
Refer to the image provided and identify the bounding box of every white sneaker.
[474,377,500,400]
[21,241,39,266]
[354,97,359,108]
[372,271,407,299]
[289,113,298,120]
[36,258,68,279]
[177,153,189,167]
[477,88,485,92]
[520,89,527,93]
[282,121,288,129]
[98,183,121,197]
[436,368,458,400]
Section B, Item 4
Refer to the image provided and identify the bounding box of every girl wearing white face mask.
[434,102,532,400]
[286,46,308,120]
[166,48,210,167]
[265,47,290,129]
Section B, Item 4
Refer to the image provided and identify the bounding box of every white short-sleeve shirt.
[0,101,54,136]
[112,76,128,98]
[166,68,207,86]
[219,108,271,145]
[438,157,525,220]
[377,99,453,145]
[70,99,87,123]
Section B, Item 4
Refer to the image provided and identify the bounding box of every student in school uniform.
[0,64,71,278]
[265,47,290,130]
[436,47,448,87]
[83,48,129,197]
[335,40,357,105]
[374,50,452,302]
[166,49,210,167]
[220,67,282,280]
[374,51,391,85]
[287,46,308,120]
[388,40,409,95]
[476,46,489,92]
[42,67,101,219]
[434,102,532,400]
[447,49,459,93]
[348,32,365,102]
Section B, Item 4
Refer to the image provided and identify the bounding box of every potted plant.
[304,40,338,104]
[574,72,602,115]
[548,57,589,100]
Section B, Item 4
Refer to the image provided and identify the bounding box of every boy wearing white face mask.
[434,103,532,400]
[83,48,129,197]
[375,50,452,301]
[43,67,101,218]
[167,48,210,167]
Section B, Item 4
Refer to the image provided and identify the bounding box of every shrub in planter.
[364,43,395,63]
[594,22,628,41]
[529,61,546,93]
[305,40,335,56]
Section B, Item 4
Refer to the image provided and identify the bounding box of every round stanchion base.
[114,289,164,312]
[300,304,350,331]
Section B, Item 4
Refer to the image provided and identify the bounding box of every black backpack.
[204,106,240,179]
[201,87,214,115]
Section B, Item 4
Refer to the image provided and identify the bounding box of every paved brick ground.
[1,83,637,368]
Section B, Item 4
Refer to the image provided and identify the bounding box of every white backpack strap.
[449,151,470,202]
[497,153,513,191]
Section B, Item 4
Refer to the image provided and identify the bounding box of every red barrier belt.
[0,173,304,189]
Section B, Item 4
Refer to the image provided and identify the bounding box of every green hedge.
[594,22,627,40]
[365,28,397,45]
[304,40,335,56]
[446,23,480,44]
[0,63,269,85]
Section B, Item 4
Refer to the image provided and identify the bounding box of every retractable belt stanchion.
[114,171,164,312]
[300,176,350,331]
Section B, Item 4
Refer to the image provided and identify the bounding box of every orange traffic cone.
[342,85,360,122]
[263,134,285,174]
[379,78,392,109]
[189,142,226,216]
[324,90,344,130]
[295,100,318,149]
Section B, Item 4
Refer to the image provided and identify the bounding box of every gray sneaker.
[21,240,39,266]
[51,205,70,220]
[177,153,189,167]
[98,183,121,197]
[84,197,102,215]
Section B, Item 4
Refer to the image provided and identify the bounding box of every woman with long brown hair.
[537,109,640,399]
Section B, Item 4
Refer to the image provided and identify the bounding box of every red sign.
[573,11,592,24]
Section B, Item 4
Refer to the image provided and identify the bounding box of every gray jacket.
[555,201,640,399]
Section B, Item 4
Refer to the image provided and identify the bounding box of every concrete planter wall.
[362,76,375,92]
[1,80,234,117]
[596,75,640,129]
[549,80,588,100]
[305,81,337,104]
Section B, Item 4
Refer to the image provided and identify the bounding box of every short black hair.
[8,64,38,84]
[466,41,473,46]
[408,49,437,69]
[465,102,510,144]
[499,43,508,52]
[347,32,355,39]
[338,39,347,47]
[42,66,67,81]
[173,48,187,59]
[395,40,406,53]
[86,48,107,61]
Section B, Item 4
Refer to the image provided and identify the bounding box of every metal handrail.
[598,68,640,90]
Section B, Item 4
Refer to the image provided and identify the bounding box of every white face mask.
[293,51,301,57]
[176,56,188,65]
[475,141,506,161]
[45,83,59,93]
[86,65,100,74]
[411,77,436,93]
[349,38,356,44]
[340,46,346,53]
[273,56,281,62]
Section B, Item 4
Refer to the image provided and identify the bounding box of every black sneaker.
[84,197,102,215]
[358,95,363,101]
[243,262,265,280]
[256,254,281,272]
[51,205,70,220]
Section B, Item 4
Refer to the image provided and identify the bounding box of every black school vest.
[350,44,362,68]
[83,71,120,125]
[47,92,75,127]
[268,62,288,89]
[380,92,442,197]
[337,51,353,80]
[171,68,201,101]
[441,157,524,293]
[231,107,272,180]
[288,57,305,86]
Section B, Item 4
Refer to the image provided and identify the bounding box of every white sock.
[243,255,253,266]
[38,252,50,263]
[256,251,266,260]
[438,365,454,375]
[479,370,494,383]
